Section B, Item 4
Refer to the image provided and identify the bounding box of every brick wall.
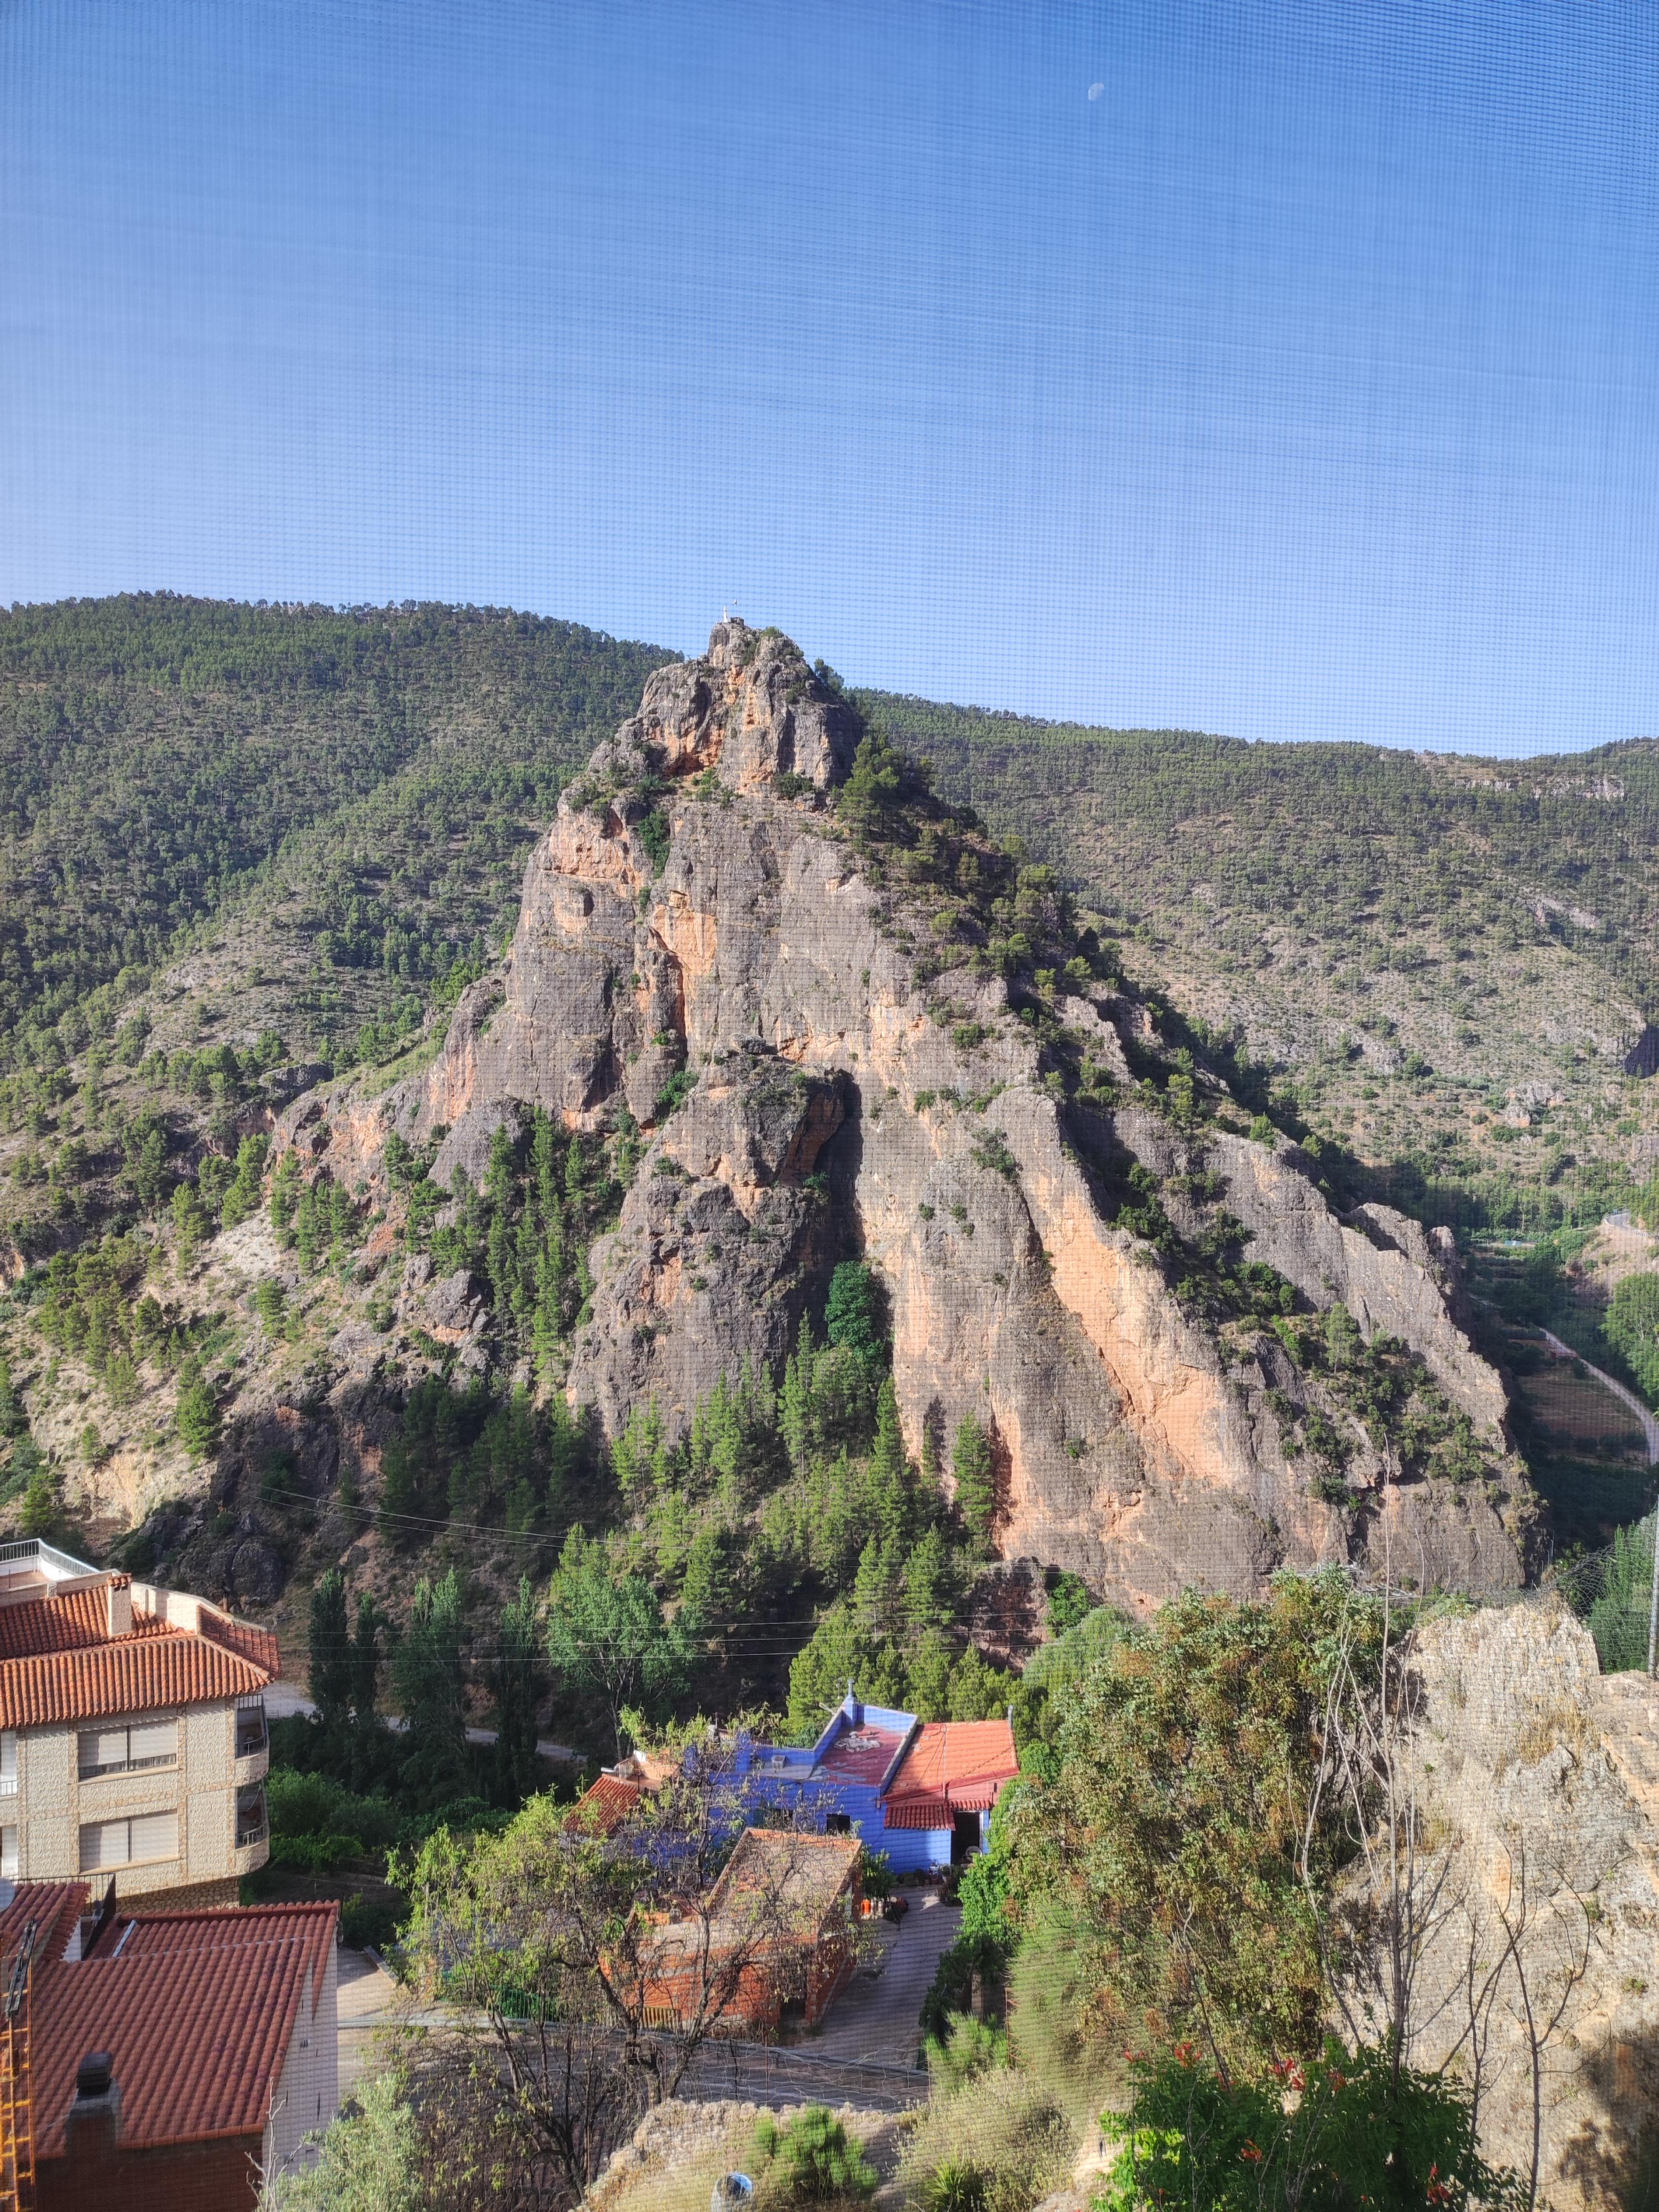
[38,2124,262,2212]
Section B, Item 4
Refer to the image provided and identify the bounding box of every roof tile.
[14,1897,337,2157]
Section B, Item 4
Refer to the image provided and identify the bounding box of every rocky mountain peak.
[581,618,862,799]
[279,620,1540,1612]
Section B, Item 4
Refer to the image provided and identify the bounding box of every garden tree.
[491,1577,543,1808]
[395,1744,853,2201]
[393,1570,472,1810]
[1099,2039,1525,2212]
[1009,1603,1131,1762]
[951,1412,997,1544]
[1005,1571,1386,2083]
[270,2066,423,2212]
[544,1528,695,1757]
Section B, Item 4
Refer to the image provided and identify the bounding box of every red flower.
[1240,2140,1264,2163]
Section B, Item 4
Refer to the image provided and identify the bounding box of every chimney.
[105,1578,132,1639]
[62,2051,122,2172]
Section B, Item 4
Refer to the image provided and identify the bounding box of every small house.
[731,1691,1019,1874]
[639,1826,862,2037]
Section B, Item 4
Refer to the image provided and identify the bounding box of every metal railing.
[236,1818,269,1850]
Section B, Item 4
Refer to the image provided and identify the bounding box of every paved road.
[806,1891,961,2068]
[264,1681,582,1764]
[1540,1330,1659,1465]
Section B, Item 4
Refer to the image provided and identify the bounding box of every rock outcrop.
[1385,1604,1659,2211]
[288,619,1535,1611]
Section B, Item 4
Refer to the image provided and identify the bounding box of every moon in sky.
[1088,81,1104,99]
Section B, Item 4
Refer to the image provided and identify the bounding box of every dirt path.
[1540,1331,1659,1465]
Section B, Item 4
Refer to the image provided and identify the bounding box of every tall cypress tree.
[492,1577,542,1808]
[394,1571,471,1811]
[310,1568,352,1746]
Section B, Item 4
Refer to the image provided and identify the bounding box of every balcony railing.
[235,1713,268,1759]
[236,1818,270,1850]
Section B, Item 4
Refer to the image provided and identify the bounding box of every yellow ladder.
[0,1922,36,2212]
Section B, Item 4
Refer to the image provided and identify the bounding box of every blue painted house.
[729,1691,1018,1875]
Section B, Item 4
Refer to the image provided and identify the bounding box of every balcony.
[234,1782,269,1858]
[234,1698,269,1787]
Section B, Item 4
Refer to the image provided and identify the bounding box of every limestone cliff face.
[321,620,1530,1610]
[1392,1605,1659,2211]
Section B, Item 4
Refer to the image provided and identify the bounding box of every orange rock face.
[274,620,1533,1611]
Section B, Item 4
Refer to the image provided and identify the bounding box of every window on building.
[0,1829,16,1881]
[78,1811,179,1872]
[77,1717,178,1779]
[234,1698,267,1759]
[0,1734,16,1797]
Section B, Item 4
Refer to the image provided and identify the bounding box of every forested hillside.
[0,594,675,1065]
[870,690,1659,1235]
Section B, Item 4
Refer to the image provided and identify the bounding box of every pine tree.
[780,1319,815,1472]
[952,1413,997,1545]
[171,1180,206,1274]
[350,1590,382,1794]
[867,1375,912,1552]
[904,1527,952,1633]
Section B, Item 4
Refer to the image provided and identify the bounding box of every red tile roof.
[1,1892,337,2157]
[0,1593,274,1729]
[197,1610,281,1678]
[881,1719,1018,1829]
[564,1772,648,1835]
[815,1724,908,1786]
[0,1585,164,1660]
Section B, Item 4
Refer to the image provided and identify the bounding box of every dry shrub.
[898,2068,1074,2212]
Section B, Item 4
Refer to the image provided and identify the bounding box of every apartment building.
[0,1539,276,1906]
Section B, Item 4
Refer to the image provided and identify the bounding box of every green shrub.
[753,2106,877,2204]
[919,2163,990,2212]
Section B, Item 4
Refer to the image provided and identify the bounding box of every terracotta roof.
[0,1883,86,1976]
[0,1593,274,1730]
[0,1586,165,1660]
[881,1719,1018,1828]
[564,1772,648,1835]
[655,1828,861,1964]
[706,1828,862,1926]
[12,1896,337,2157]
[197,1610,281,1678]
[814,1723,908,1786]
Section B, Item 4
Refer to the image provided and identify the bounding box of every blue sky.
[4,0,1657,754]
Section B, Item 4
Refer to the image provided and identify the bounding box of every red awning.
[882,1797,950,1831]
